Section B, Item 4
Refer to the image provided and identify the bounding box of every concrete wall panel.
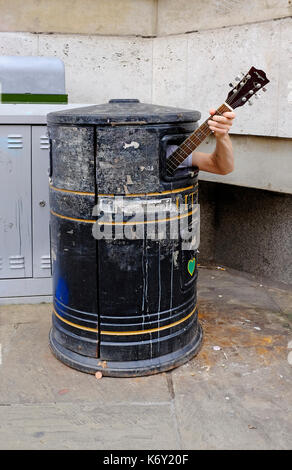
[0,0,157,37]
[198,134,292,194]
[214,183,292,285]
[153,19,291,138]
[37,35,153,104]
[0,32,38,56]
[152,36,188,107]
[157,0,292,36]
[278,19,292,138]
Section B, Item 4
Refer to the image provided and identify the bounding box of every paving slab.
[265,286,292,316]
[171,291,292,449]
[172,365,292,450]
[0,306,170,405]
[197,266,260,288]
[0,402,178,450]
[0,266,291,450]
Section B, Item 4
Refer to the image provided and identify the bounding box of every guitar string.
[167,107,225,168]
[167,121,221,170]
[166,121,215,171]
[167,102,230,167]
[166,104,228,171]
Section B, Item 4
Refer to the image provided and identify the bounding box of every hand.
[208,108,236,138]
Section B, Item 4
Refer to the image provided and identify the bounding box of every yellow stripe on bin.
[50,207,198,225]
[123,185,196,197]
[53,305,197,336]
[101,207,198,226]
[50,185,95,196]
[101,306,197,335]
[50,209,96,224]
[54,308,98,332]
[50,184,196,198]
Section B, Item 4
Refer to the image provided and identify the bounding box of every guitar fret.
[166,103,228,174]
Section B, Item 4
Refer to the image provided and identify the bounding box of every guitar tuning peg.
[248,100,253,106]
[241,72,245,76]
[235,76,241,81]
[229,82,234,87]
[255,94,259,99]
[263,87,267,92]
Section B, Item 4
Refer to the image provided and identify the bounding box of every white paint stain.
[100,161,114,169]
[123,141,140,149]
[157,244,161,355]
[51,248,57,262]
[173,250,179,268]
[126,175,133,185]
[170,241,174,311]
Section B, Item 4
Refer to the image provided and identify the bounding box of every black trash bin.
[47,99,203,377]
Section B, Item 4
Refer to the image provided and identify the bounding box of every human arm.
[191,109,236,175]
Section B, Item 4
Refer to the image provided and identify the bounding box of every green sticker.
[187,258,196,276]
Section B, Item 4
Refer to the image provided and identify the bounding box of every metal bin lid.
[47,99,201,126]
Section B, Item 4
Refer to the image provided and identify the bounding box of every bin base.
[49,323,203,377]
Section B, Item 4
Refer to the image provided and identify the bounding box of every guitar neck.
[166,102,233,175]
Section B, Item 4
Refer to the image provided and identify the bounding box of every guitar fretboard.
[166,102,232,175]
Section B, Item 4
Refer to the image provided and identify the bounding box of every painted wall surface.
[157,0,292,35]
[1,0,291,37]
[0,0,157,36]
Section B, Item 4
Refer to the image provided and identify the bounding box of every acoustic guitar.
[166,66,270,176]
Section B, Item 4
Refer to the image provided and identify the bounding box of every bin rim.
[47,99,201,126]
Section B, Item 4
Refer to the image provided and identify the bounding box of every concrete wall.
[199,181,292,285]
[153,18,291,139]
[0,11,290,194]
[0,1,291,140]
[157,0,292,35]
[0,16,291,138]
[1,0,290,37]
[198,134,292,195]
[0,0,158,36]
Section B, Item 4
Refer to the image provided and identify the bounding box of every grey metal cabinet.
[32,126,51,278]
[0,103,89,303]
[0,125,32,279]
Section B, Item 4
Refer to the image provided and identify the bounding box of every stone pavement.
[0,266,291,450]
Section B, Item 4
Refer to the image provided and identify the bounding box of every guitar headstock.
[226,66,269,109]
